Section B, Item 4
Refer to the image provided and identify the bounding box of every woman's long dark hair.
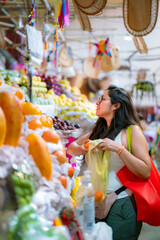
[89,85,141,140]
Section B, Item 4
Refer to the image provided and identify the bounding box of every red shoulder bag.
[117,125,160,226]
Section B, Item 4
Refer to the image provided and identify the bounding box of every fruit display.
[51,93,97,132]
[51,115,82,145]
[8,205,70,240]
[0,71,54,105]
[0,70,20,85]
[0,86,77,239]
[41,74,63,96]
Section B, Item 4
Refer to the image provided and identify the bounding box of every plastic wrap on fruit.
[51,157,61,178]
[0,146,25,178]
[24,114,41,122]
[32,187,59,219]
[46,140,62,154]
[60,163,75,193]
[8,204,71,240]
[21,121,44,137]
[18,136,30,154]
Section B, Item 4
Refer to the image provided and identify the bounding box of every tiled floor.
[139,223,160,240]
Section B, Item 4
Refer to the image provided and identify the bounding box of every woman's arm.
[98,126,151,179]
[67,132,91,156]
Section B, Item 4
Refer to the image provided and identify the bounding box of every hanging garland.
[28,3,36,27]
[55,0,70,28]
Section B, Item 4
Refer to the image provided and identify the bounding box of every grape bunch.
[41,74,63,96]
[52,116,81,131]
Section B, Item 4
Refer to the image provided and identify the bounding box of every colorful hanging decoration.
[28,3,36,27]
[53,29,58,68]
[89,38,112,68]
[57,0,70,28]
[89,38,112,59]
[47,29,59,68]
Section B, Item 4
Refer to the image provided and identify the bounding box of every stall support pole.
[28,62,33,103]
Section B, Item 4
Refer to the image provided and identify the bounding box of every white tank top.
[108,130,132,199]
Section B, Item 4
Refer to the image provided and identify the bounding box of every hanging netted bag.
[85,139,110,199]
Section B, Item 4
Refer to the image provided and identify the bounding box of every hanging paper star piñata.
[89,38,112,59]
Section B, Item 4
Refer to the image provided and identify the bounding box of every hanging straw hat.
[133,36,148,54]
[75,0,108,15]
[101,45,120,72]
[123,0,159,36]
[72,0,92,32]
[74,0,96,8]
[59,47,73,67]
[73,73,85,88]
[0,29,6,49]
[84,57,100,79]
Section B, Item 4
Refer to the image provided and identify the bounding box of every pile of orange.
[28,118,43,130]
[58,175,67,189]
[42,130,60,144]
[21,102,42,115]
[13,86,24,100]
[52,149,68,165]
[40,115,53,128]
[68,166,75,178]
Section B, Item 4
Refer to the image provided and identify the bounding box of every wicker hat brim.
[79,0,107,15]
[74,0,96,8]
[123,0,159,36]
[72,0,92,32]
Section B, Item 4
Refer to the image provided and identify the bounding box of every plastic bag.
[85,140,110,198]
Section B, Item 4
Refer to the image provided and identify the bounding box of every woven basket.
[101,45,120,72]
[84,57,100,79]
[133,37,148,54]
[123,0,159,36]
[59,47,73,67]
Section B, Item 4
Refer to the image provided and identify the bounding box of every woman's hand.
[79,145,88,155]
[98,138,122,152]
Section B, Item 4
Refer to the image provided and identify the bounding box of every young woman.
[67,85,151,240]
